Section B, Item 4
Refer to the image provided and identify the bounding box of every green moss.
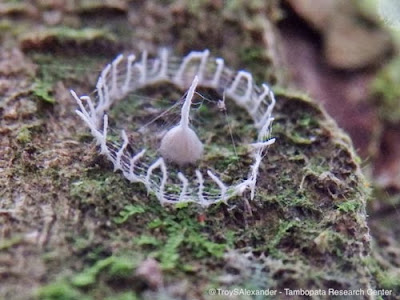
[0,20,12,32]
[21,27,117,53]
[0,236,22,250]
[108,94,150,122]
[371,57,400,123]
[52,88,370,297]
[16,126,32,143]
[28,53,104,108]
[70,179,107,203]
[72,256,138,287]
[377,270,400,292]
[0,2,375,299]
[32,78,55,104]
[114,204,146,224]
[31,53,102,82]
[72,256,115,287]
[3,0,24,3]
[133,235,160,246]
[51,27,114,42]
[74,0,128,14]
[108,256,137,278]
[0,2,28,14]
[158,232,185,270]
[313,230,347,255]
[267,220,297,258]
[364,256,400,294]
[36,281,91,300]
[104,292,138,300]
[284,130,316,144]
[336,199,362,213]
[144,208,228,264]
[37,256,139,300]
[186,232,227,258]
[239,46,266,82]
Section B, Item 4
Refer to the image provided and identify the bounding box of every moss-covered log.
[1,1,399,299]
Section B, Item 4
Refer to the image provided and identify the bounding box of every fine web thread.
[71,49,276,207]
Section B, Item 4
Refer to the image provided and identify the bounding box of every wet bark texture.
[0,1,399,299]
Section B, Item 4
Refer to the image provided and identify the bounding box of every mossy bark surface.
[0,1,398,299]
